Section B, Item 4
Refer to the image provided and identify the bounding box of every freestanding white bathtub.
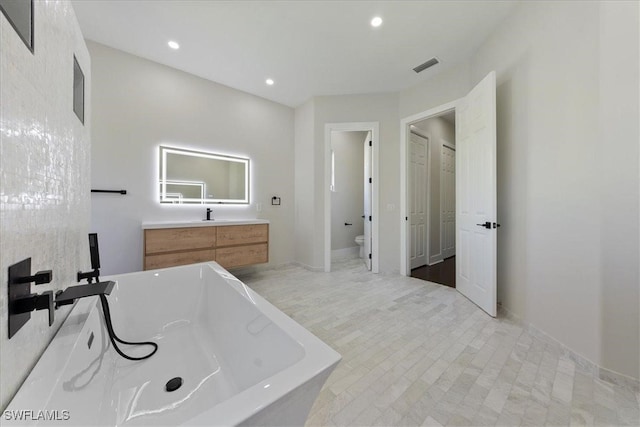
[6,262,340,426]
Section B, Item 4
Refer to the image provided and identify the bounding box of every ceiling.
[71,1,519,108]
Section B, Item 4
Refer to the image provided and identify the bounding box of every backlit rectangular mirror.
[159,146,249,204]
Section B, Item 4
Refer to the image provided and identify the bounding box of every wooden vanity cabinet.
[144,223,268,270]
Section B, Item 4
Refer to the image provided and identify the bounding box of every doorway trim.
[400,101,458,276]
[324,122,380,273]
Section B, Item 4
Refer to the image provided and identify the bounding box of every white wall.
[400,63,470,119]
[487,0,602,372]
[293,99,316,269]
[309,94,399,272]
[330,131,366,251]
[412,117,455,263]
[0,0,91,409]
[399,0,639,381]
[88,42,295,275]
[597,0,639,382]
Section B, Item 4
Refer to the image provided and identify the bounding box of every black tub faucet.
[55,281,115,308]
[206,208,213,221]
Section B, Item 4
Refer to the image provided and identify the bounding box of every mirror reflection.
[159,146,249,204]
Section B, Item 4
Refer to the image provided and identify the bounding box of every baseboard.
[292,261,325,272]
[498,305,639,391]
[598,365,640,391]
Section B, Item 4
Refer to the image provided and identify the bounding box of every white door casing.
[364,131,372,271]
[409,132,428,269]
[441,144,456,259]
[455,71,498,317]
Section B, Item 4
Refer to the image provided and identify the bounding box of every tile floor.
[239,258,640,426]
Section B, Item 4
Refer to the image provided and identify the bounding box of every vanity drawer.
[216,243,268,269]
[144,249,216,270]
[142,223,269,271]
[145,227,216,254]
[217,224,268,247]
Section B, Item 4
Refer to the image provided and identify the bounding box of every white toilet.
[355,235,365,258]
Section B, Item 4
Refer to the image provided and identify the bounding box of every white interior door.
[363,131,372,271]
[455,71,497,317]
[409,132,428,269]
[441,145,456,259]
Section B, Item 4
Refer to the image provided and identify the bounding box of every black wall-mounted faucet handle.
[13,291,54,327]
[206,208,213,221]
[16,270,53,285]
[8,258,55,338]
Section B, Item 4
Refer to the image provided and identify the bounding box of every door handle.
[476,222,500,229]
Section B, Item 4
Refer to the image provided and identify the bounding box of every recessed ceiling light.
[371,17,383,27]
[168,40,180,50]
[266,78,275,86]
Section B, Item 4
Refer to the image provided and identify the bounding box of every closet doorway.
[408,112,456,288]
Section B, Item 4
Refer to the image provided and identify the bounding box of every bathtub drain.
[165,377,183,392]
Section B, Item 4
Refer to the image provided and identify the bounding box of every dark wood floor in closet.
[411,256,456,288]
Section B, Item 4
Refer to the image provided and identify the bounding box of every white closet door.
[441,144,456,259]
[409,133,428,269]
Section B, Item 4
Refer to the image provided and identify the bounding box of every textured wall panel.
[0,0,91,409]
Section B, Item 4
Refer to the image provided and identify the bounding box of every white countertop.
[142,219,269,229]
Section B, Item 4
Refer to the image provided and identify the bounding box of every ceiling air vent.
[413,57,440,73]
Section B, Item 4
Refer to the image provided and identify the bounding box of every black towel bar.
[91,189,127,195]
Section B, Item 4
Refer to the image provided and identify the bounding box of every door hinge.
[369,140,372,147]
[368,177,372,184]
[369,216,372,221]
[368,253,372,259]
